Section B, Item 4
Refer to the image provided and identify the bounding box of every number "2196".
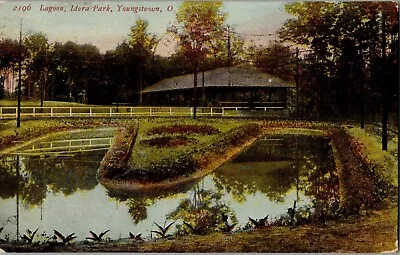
[13,5,32,12]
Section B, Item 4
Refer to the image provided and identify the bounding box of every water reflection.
[0,153,105,205]
[0,133,338,241]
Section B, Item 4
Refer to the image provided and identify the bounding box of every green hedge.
[328,127,397,216]
[97,123,139,179]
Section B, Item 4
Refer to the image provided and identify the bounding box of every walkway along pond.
[0,125,343,241]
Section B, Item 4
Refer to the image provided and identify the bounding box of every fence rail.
[0,106,286,120]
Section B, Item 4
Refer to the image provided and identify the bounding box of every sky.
[0,1,293,56]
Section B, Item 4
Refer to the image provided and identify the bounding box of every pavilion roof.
[142,64,295,93]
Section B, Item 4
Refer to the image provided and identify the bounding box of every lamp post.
[17,20,22,128]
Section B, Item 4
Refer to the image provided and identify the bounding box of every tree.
[47,41,101,103]
[249,41,296,82]
[129,19,157,53]
[0,39,20,97]
[279,2,398,121]
[128,19,157,106]
[0,39,20,68]
[170,1,226,119]
[23,33,50,103]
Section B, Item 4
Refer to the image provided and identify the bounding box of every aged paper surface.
[0,0,398,252]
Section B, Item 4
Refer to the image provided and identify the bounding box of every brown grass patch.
[141,136,197,148]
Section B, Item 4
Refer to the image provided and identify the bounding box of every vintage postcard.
[0,0,398,252]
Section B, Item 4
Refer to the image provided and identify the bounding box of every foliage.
[129,232,142,242]
[23,33,50,99]
[86,230,110,242]
[248,41,296,82]
[167,185,238,236]
[346,126,398,186]
[279,2,399,118]
[183,221,207,235]
[328,127,396,216]
[129,19,157,53]
[170,1,226,65]
[151,221,175,239]
[0,226,4,242]
[20,228,39,244]
[219,221,237,233]
[48,41,101,103]
[53,230,76,245]
[97,123,139,179]
[248,216,269,229]
[168,1,227,115]
[287,201,297,228]
[0,39,20,69]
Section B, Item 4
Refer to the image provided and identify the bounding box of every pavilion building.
[142,64,295,109]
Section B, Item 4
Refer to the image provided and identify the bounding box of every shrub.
[327,127,396,216]
[97,123,139,179]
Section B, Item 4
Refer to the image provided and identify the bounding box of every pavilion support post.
[268,88,272,103]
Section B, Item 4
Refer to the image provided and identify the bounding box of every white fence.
[5,137,115,156]
[0,106,226,119]
[0,106,287,120]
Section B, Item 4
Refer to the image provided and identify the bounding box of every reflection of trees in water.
[0,158,21,199]
[114,136,339,227]
[0,153,102,206]
[299,152,340,217]
[213,135,338,206]
[110,183,239,232]
[213,162,297,203]
[126,198,154,224]
[108,191,171,225]
[106,178,202,225]
[167,184,238,235]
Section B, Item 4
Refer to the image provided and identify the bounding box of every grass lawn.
[0,99,99,107]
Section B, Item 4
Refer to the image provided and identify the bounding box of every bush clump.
[328,127,397,216]
[98,123,139,179]
[147,124,219,136]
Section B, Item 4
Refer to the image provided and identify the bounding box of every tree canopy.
[278,1,398,117]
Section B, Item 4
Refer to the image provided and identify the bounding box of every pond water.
[0,132,338,242]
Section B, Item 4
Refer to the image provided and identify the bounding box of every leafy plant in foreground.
[0,226,5,242]
[151,221,175,239]
[249,215,269,229]
[183,221,207,235]
[20,228,39,244]
[219,213,237,233]
[287,200,297,229]
[219,222,237,233]
[86,230,110,242]
[53,230,76,245]
[129,232,142,242]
